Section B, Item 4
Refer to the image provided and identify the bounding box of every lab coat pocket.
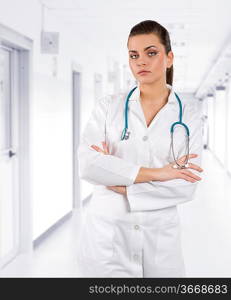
[80,213,115,261]
[155,218,185,271]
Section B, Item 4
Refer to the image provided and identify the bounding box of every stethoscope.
[121,86,190,169]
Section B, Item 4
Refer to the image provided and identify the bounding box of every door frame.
[71,62,82,210]
[0,23,33,268]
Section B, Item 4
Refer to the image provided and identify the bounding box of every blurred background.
[0,0,231,277]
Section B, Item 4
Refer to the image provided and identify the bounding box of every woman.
[76,20,204,277]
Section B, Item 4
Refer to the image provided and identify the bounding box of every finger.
[102,141,109,154]
[178,154,198,162]
[107,186,116,192]
[91,145,104,153]
[186,162,203,172]
[180,169,202,181]
[112,185,125,188]
[179,173,198,183]
[107,185,117,190]
[111,187,120,193]
[106,144,110,154]
[90,145,98,151]
[106,143,110,153]
[114,186,126,194]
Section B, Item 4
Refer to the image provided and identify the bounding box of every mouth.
[137,71,151,75]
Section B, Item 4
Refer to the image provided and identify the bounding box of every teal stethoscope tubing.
[121,86,190,169]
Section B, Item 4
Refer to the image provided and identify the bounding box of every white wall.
[0,0,109,239]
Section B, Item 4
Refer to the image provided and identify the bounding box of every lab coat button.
[142,135,148,141]
[134,224,140,230]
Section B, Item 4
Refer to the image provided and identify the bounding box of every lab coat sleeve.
[126,101,204,211]
[77,96,141,186]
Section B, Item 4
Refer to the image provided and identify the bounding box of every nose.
[136,55,147,66]
[137,61,146,66]
[136,54,147,66]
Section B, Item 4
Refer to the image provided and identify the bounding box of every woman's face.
[127,33,174,84]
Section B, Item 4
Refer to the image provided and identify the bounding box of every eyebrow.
[129,45,158,53]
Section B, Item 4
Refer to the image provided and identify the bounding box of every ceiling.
[39,0,231,94]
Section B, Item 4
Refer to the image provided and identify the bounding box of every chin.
[138,77,156,84]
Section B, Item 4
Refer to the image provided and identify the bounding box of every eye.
[129,54,138,59]
[148,51,157,56]
[129,52,158,59]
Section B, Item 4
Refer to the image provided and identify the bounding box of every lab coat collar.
[128,82,176,105]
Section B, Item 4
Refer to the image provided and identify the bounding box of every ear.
[167,51,174,68]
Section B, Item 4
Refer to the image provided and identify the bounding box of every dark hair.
[127,20,173,86]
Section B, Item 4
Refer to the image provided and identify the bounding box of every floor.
[1,149,231,277]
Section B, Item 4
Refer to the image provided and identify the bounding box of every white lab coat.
[76,83,203,277]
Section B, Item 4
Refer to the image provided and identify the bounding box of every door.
[0,46,20,267]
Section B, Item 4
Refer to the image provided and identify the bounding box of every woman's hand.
[106,185,127,195]
[155,153,203,183]
[91,141,127,195]
[91,141,109,155]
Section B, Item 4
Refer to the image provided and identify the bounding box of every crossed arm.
[90,141,203,196]
[78,96,204,211]
[91,141,128,195]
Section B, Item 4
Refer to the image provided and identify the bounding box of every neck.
[139,80,170,105]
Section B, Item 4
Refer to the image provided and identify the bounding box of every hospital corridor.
[1,0,231,278]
